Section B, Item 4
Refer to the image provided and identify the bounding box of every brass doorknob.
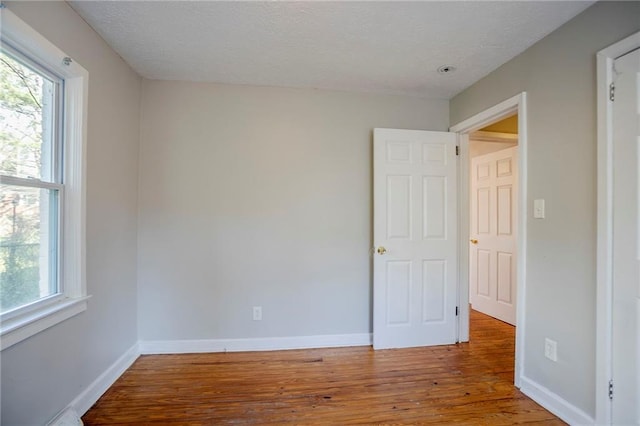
[377,246,387,255]
[470,239,478,244]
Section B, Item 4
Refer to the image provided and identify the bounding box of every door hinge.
[609,380,614,400]
[455,306,459,316]
[609,82,615,102]
[455,146,459,156]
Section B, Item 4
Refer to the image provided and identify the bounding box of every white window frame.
[0,7,88,350]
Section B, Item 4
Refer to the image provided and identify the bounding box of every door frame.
[595,31,640,425]
[450,92,527,387]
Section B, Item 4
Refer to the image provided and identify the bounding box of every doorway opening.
[450,93,527,387]
[468,115,518,326]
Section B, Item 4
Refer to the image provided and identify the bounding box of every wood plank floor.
[83,310,563,425]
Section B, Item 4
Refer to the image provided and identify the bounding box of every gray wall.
[451,1,640,416]
[1,2,141,425]
[138,80,448,340]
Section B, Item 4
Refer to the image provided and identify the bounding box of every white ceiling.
[70,1,594,99]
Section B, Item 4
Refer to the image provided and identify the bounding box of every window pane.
[0,49,56,181]
[0,184,59,313]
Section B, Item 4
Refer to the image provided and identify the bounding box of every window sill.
[1,296,91,351]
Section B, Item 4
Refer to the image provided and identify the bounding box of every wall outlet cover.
[544,337,557,362]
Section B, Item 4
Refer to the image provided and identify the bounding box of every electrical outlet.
[544,338,557,362]
[252,306,262,321]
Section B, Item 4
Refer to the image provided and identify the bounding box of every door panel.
[497,157,512,177]
[497,252,513,303]
[611,48,640,425]
[373,129,457,349]
[387,261,411,324]
[497,186,513,235]
[477,250,491,296]
[387,175,412,239]
[469,146,518,325]
[423,176,447,239]
[477,188,491,234]
[422,259,446,322]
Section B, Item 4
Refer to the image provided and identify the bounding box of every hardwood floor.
[83,310,563,425]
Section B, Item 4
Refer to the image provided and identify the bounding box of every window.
[0,8,88,350]
[1,46,63,314]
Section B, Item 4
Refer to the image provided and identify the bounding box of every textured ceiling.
[70,1,594,99]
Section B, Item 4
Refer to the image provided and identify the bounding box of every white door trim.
[596,31,640,426]
[450,92,527,388]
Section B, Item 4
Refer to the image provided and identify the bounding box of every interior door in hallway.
[373,129,457,349]
[612,47,640,425]
[469,147,518,325]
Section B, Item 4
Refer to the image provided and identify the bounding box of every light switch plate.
[534,199,545,219]
[252,306,262,321]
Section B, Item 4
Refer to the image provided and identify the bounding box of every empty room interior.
[1,1,639,425]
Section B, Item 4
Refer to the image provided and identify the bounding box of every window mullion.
[0,175,63,191]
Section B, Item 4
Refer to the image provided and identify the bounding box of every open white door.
[373,129,457,349]
[611,47,640,425]
[470,147,518,325]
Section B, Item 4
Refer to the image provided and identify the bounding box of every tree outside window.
[1,50,60,313]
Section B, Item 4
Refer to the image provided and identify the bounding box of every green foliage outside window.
[0,51,47,312]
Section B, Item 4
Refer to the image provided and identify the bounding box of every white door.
[470,147,518,325]
[373,129,457,349]
[612,48,640,425]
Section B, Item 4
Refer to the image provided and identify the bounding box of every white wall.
[1,2,141,424]
[451,1,640,417]
[469,140,517,158]
[138,80,448,341]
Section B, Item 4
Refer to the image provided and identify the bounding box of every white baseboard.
[47,407,82,426]
[519,376,595,425]
[139,333,372,354]
[69,342,140,416]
